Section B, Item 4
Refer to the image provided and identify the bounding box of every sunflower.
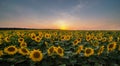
[108,36,113,42]
[53,32,57,36]
[29,49,43,62]
[97,36,102,41]
[18,38,24,43]
[4,46,18,55]
[73,40,79,46]
[0,39,3,45]
[84,48,94,57]
[18,48,30,56]
[0,50,3,57]
[16,32,20,36]
[4,37,10,42]
[79,33,83,38]
[35,36,41,42]
[45,33,51,39]
[92,41,99,47]
[107,42,117,52]
[118,45,120,51]
[75,45,83,54]
[117,37,120,42]
[93,36,97,40]
[56,46,64,57]
[45,41,48,48]
[61,35,66,41]
[30,33,36,40]
[38,32,43,36]
[97,46,104,55]
[22,33,25,37]
[86,35,92,42]
[47,46,56,56]
[77,38,82,42]
[102,37,107,42]
[0,34,3,39]
[65,35,71,40]
[20,42,27,48]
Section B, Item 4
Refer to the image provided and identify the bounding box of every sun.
[60,25,67,30]
[54,20,69,30]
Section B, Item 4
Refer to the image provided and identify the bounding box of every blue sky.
[0,0,120,30]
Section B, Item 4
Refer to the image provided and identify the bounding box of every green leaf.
[59,64,66,66]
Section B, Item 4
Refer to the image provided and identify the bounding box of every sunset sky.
[0,0,120,30]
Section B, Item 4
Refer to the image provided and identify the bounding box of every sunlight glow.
[53,20,69,30]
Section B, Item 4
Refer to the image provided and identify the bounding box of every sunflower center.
[49,47,54,53]
[99,48,103,52]
[62,37,64,39]
[21,43,26,46]
[20,39,23,41]
[7,38,9,40]
[8,47,15,52]
[21,49,28,53]
[74,41,77,43]
[33,52,40,58]
[109,44,114,48]
[46,35,48,37]
[58,48,62,53]
[32,36,35,38]
[37,38,40,40]
[86,49,91,54]
[79,47,82,50]
[78,39,80,41]
[87,37,89,39]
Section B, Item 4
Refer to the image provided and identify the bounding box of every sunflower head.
[0,34,3,39]
[84,48,94,57]
[97,36,102,41]
[92,41,99,47]
[77,38,82,42]
[0,50,3,57]
[38,32,43,36]
[107,42,117,52]
[0,39,3,45]
[102,37,107,42]
[18,38,24,43]
[73,40,79,46]
[86,35,91,41]
[108,36,113,42]
[4,37,10,42]
[97,46,104,55]
[117,37,120,41]
[75,45,83,54]
[45,33,51,39]
[19,48,30,56]
[56,46,64,57]
[20,42,27,48]
[118,45,120,51]
[53,32,57,36]
[35,36,41,42]
[29,49,43,62]
[4,46,18,55]
[47,46,56,56]
[45,42,48,48]
[65,35,71,40]
[61,36,66,41]
[30,33,36,40]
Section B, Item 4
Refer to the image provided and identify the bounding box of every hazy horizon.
[0,0,120,30]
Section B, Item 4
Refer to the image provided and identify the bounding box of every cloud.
[70,0,85,13]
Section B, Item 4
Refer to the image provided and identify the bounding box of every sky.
[0,0,120,30]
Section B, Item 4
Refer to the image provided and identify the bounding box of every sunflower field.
[0,30,120,66]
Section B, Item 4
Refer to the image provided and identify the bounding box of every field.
[0,30,120,66]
